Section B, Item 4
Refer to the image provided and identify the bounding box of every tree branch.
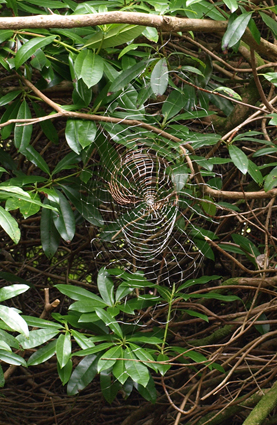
[0,12,276,60]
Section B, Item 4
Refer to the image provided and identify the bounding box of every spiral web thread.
[82,77,219,285]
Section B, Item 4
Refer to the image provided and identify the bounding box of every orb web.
[80,82,218,285]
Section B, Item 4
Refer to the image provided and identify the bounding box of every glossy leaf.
[223,0,238,12]
[97,345,121,372]
[0,284,29,303]
[56,333,72,369]
[22,146,50,175]
[67,354,100,395]
[40,198,61,259]
[135,375,157,404]
[112,348,129,384]
[15,35,56,68]
[264,167,277,192]
[84,24,145,50]
[95,308,123,338]
[213,86,242,100]
[17,328,59,349]
[222,12,252,50]
[0,206,20,244]
[0,90,21,107]
[0,305,29,337]
[178,275,221,292]
[58,359,73,386]
[74,50,104,88]
[0,350,27,367]
[156,353,171,375]
[56,284,106,305]
[260,12,277,38]
[229,145,248,175]
[100,370,121,404]
[125,348,150,387]
[247,160,263,185]
[97,268,114,307]
[52,190,75,242]
[110,61,148,92]
[27,340,57,366]
[151,58,168,96]
[129,343,158,372]
[162,91,188,120]
[14,100,32,151]
[52,152,80,175]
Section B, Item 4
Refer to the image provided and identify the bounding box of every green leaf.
[231,233,260,257]
[171,164,189,192]
[0,284,29,302]
[15,35,57,68]
[97,268,114,307]
[52,190,75,242]
[184,309,209,322]
[95,308,123,338]
[125,348,150,387]
[229,145,248,175]
[60,184,104,227]
[213,86,242,100]
[22,146,50,175]
[52,152,80,175]
[74,50,104,88]
[247,160,263,185]
[151,58,168,96]
[14,100,32,151]
[58,359,73,386]
[142,27,159,43]
[22,315,62,329]
[0,350,26,367]
[69,299,107,313]
[135,374,157,403]
[0,329,19,350]
[112,348,129,384]
[187,293,240,302]
[264,166,277,191]
[223,0,238,12]
[129,343,158,372]
[177,275,221,292]
[55,284,107,305]
[74,343,114,357]
[156,353,171,376]
[71,330,95,350]
[0,305,29,337]
[0,206,20,243]
[162,91,189,120]
[109,61,148,92]
[0,340,12,352]
[84,24,145,50]
[0,90,21,107]
[40,198,60,259]
[97,345,121,372]
[65,120,81,154]
[260,12,277,38]
[67,354,100,395]
[56,333,72,369]
[200,196,217,216]
[17,328,59,349]
[222,12,252,50]
[65,120,97,152]
[27,340,57,366]
[100,370,121,404]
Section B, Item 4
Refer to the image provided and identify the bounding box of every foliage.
[0,0,277,424]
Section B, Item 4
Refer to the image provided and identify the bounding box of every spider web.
[81,71,220,286]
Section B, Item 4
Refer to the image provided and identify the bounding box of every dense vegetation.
[0,0,277,424]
